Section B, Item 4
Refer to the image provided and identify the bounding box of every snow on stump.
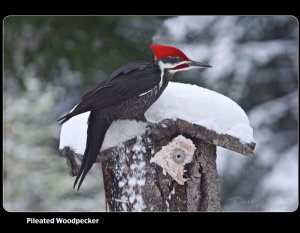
[59,82,255,211]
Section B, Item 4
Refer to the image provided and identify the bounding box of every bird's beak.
[189,60,212,68]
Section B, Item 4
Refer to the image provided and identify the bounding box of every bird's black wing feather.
[73,116,110,191]
[82,61,152,100]
[109,61,152,80]
[58,62,160,124]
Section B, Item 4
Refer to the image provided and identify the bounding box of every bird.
[57,44,211,191]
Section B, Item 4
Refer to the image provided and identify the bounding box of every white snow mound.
[59,82,253,154]
[146,82,253,143]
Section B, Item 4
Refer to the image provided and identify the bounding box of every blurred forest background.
[3,16,298,211]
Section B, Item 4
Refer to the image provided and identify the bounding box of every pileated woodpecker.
[58,44,211,190]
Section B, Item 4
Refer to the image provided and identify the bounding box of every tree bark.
[60,118,255,212]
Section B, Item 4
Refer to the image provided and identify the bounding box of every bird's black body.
[58,44,211,191]
[58,61,173,190]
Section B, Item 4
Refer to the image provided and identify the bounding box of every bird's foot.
[146,121,159,132]
[158,119,174,129]
[145,119,174,137]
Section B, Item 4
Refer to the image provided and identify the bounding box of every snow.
[59,82,253,154]
[257,145,298,211]
[59,111,89,154]
[248,91,298,128]
[153,16,297,101]
[146,82,253,143]
[217,91,298,211]
[102,120,147,151]
[59,117,147,154]
[114,137,147,211]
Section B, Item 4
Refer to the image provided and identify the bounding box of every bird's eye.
[165,57,183,63]
[172,148,185,164]
[174,57,183,63]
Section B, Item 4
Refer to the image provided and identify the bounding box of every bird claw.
[146,119,174,137]
[146,121,159,133]
[159,119,174,130]
[160,119,173,129]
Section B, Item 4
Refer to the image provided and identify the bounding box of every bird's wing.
[82,61,153,100]
[58,62,160,124]
[109,61,153,80]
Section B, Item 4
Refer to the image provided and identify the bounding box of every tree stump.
[60,118,255,212]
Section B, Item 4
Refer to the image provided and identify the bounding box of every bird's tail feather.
[57,112,75,125]
[73,116,111,191]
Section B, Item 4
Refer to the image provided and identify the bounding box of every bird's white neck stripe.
[159,68,164,89]
[158,60,190,89]
[158,60,188,70]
